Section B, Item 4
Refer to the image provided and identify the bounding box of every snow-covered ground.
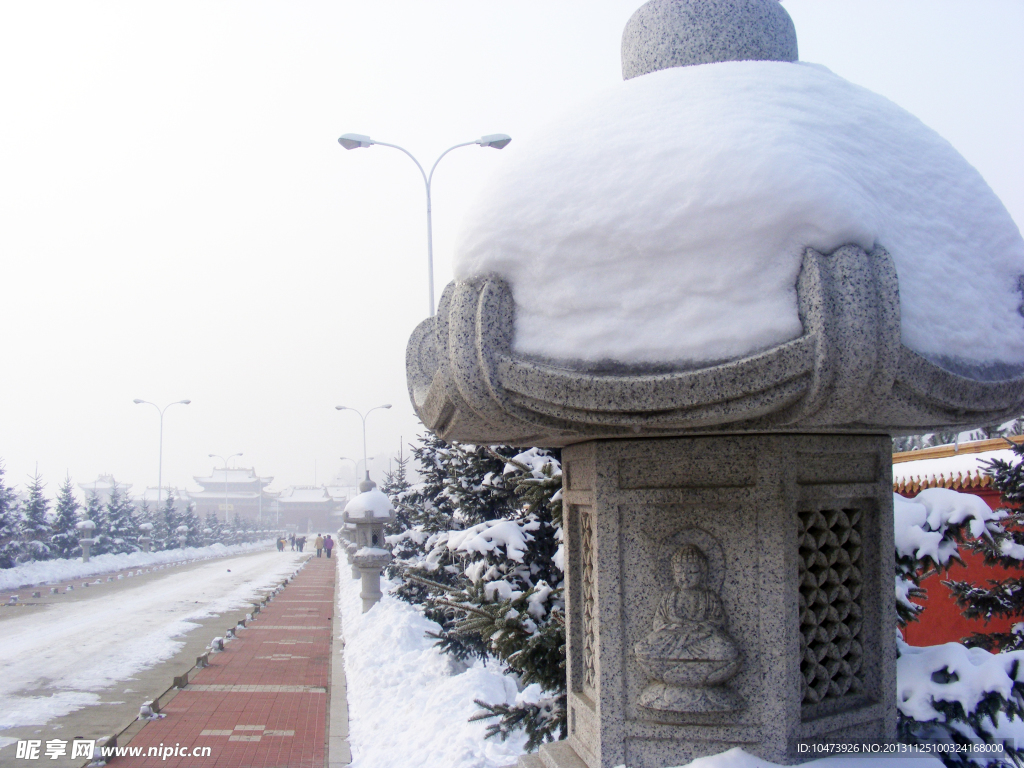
[0,539,281,592]
[338,567,528,768]
[0,549,305,749]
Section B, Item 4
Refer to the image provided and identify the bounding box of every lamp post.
[133,399,191,504]
[209,453,242,525]
[334,405,391,483]
[337,133,511,316]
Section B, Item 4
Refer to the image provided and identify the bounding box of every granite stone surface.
[406,245,1024,448]
[535,435,896,768]
[622,0,798,80]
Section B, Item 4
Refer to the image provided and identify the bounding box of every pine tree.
[50,475,81,560]
[414,447,566,749]
[894,486,1024,766]
[161,494,183,549]
[81,493,107,555]
[946,440,1024,651]
[389,436,520,660]
[0,462,20,568]
[103,484,140,555]
[381,452,412,536]
[179,501,203,547]
[203,510,224,544]
[16,471,53,562]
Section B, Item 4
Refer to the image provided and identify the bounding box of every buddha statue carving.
[634,544,743,713]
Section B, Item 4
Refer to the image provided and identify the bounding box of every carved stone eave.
[407,245,1024,447]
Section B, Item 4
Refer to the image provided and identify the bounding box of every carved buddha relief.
[634,539,744,713]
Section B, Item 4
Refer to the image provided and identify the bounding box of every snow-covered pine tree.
[103,484,140,555]
[0,462,20,568]
[16,471,52,563]
[389,436,520,660]
[81,492,107,555]
[416,447,566,750]
[179,501,204,547]
[894,488,1024,766]
[49,475,81,560]
[203,510,224,544]
[381,452,412,536]
[946,440,1024,651]
[161,493,183,549]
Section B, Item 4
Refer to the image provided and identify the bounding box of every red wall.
[900,487,1020,647]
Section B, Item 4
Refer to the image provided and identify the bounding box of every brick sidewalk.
[118,556,336,767]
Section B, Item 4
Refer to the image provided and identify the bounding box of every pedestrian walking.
[289,533,296,551]
[276,537,284,552]
[314,534,324,558]
[324,535,334,559]
[297,536,306,553]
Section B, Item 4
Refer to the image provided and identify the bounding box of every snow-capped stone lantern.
[175,525,189,550]
[76,520,96,563]
[138,522,154,552]
[203,527,213,547]
[343,479,396,613]
[405,1,1024,766]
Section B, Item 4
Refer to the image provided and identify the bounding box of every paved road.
[0,549,306,768]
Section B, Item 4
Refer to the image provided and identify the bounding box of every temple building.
[79,474,132,505]
[271,486,336,533]
[190,467,276,525]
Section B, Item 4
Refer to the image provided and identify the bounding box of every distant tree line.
[0,461,262,568]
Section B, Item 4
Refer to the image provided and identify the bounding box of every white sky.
[0,1,1021,498]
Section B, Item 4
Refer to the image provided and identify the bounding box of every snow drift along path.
[0,539,280,591]
[0,549,305,735]
[338,567,528,768]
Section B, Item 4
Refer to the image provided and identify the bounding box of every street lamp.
[209,453,243,525]
[334,405,391,482]
[133,399,191,504]
[337,132,512,316]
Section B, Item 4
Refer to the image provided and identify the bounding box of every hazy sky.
[1,1,1021,497]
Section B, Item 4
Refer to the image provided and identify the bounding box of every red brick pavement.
[118,556,334,767]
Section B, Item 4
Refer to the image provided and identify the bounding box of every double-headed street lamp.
[133,398,191,504]
[337,132,511,316]
[209,452,243,524]
[335,405,391,482]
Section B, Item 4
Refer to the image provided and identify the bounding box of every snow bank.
[345,488,395,519]
[0,540,276,591]
[455,61,1024,369]
[338,565,527,768]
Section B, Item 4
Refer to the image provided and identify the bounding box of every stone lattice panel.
[797,508,866,705]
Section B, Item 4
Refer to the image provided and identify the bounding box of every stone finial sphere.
[622,0,798,80]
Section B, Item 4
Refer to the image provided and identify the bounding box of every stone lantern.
[175,525,189,550]
[406,1,1024,765]
[343,480,396,612]
[138,523,154,552]
[203,527,213,547]
[76,520,96,563]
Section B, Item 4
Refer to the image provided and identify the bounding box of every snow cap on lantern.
[407,0,1024,447]
[343,487,395,550]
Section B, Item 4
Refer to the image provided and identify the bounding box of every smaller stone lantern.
[342,480,396,612]
[175,525,189,550]
[75,520,96,563]
[138,523,154,552]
